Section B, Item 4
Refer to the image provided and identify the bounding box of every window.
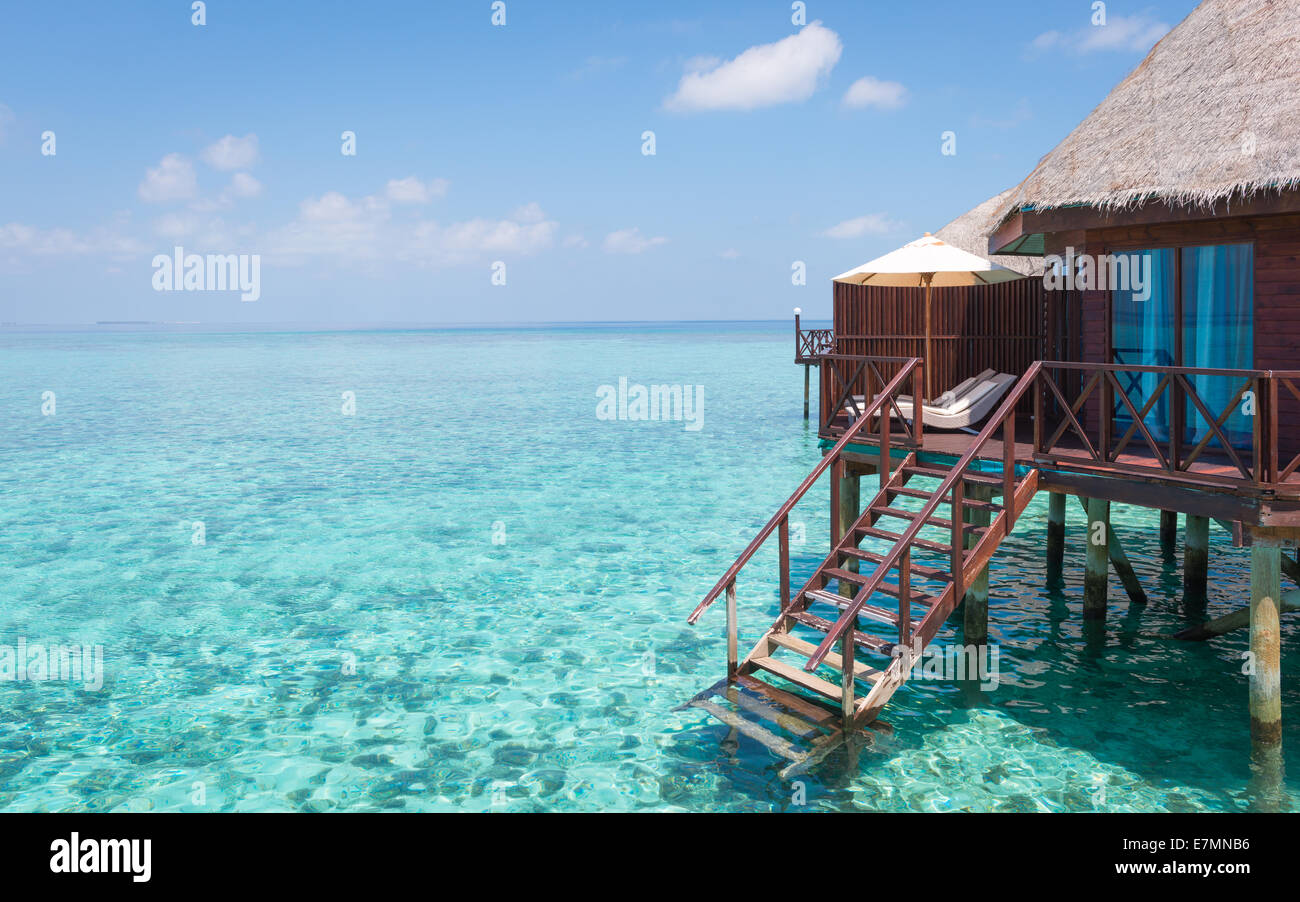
[1110,243,1254,449]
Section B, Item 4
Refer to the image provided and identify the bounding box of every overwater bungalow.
[687,0,1300,785]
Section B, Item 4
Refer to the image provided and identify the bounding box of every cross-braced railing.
[1033,362,1300,492]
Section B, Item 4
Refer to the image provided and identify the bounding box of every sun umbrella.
[832,233,1026,401]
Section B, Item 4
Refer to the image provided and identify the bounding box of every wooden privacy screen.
[832,278,1072,415]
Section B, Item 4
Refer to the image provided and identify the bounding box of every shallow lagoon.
[0,322,1295,811]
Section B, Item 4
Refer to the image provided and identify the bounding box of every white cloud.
[229,172,263,199]
[822,214,901,239]
[1030,14,1170,55]
[603,227,668,254]
[385,176,449,205]
[842,76,907,110]
[664,22,842,112]
[201,133,260,171]
[268,188,558,267]
[719,248,741,259]
[138,154,198,203]
[0,218,146,259]
[563,234,590,249]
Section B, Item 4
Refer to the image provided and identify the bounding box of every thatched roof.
[996,0,1300,223]
[935,189,1044,276]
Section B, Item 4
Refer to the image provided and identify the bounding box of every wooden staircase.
[684,358,1044,776]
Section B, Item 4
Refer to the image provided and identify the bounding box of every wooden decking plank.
[750,655,845,701]
[787,611,896,656]
[805,589,898,626]
[733,673,839,727]
[689,698,806,762]
[768,631,883,683]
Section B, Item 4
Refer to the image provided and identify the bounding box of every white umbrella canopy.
[832,233,1027,400]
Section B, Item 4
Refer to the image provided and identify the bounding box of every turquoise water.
[0,322,1296,812]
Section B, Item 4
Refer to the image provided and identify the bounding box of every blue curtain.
[1182,244,1254,447]
[1111,249,1176,442]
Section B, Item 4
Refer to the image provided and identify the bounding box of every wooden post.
[1046,492,1066,588]
[1249,544,1283,779]
[726,581,738,680]
[838,466,860,598]
[1072,496,1147,605]
[1084,497,1109,620]
[964,484,992,646]
[840,632,856,728]
[803,363,810,420]
[1160,510,1178,559]
[778,517,790,611]
[1184,515,1210,609]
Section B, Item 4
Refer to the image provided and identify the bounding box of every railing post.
[1267,375,1279,486]
[1033,371,1044,455]
[726,580,738,679]
[840,631,856,727]
[830,457,843,549]
[913,360,924,449]
[898,545,912,646]
[951,477,964,603]
[879,403,891,491]
[1101,369,1113,463]
[779,516,790,611]
[1003,408,1016,531]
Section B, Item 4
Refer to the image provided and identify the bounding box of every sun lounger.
[848,369,1015,431]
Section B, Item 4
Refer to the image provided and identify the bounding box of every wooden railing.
[804,362,1041,672]
[795,326,835,363]
[686,358,923,670]
[819,353,924,443]
[1032,362,1300,491]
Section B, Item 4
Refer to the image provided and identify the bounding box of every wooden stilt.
[964,484,992,646]
[1072,496,1146,604]
[1249,544,1283,777]
[838,466,860,598]
[726,581,738,680]
[803,364,810,420]
[1160,510,1178,559]
[1046,491,1065,588]
[1084,497,1110,620]
[1185,515,1210,608]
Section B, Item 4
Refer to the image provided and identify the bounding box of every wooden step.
[689,698,805,761]
[787,611,896,656]
[750,655,846,701]
[734,673,838,729]
[838,548,953,583]
[820,569,942,607]
[769,632,883,683]
[857,524,960,555]
[804,589,898,626]
[903,464,1002,487]
[889,486,1002,512]
[871,505,985,534]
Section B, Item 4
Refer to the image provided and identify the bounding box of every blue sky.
[0,0,1199,324]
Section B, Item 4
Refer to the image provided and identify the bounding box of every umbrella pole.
[924,277,933,403]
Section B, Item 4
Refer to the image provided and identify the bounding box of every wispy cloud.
[138,154,198,203]
[664,22,842,112]
[822,214,901,240]
[385,176,449,205]
[1030,13,1170,56]
[267,186,557,267]
[842,76,907,110]
[603,227,667,254]
[200,133,260,171]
